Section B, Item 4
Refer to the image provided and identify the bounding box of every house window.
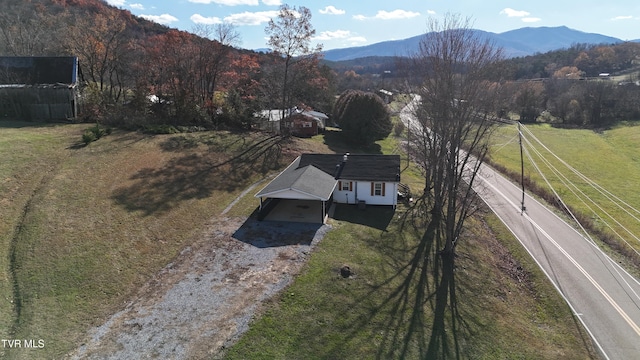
[302,121,312,128]
[372,182,385,196]
[339,181,352,191]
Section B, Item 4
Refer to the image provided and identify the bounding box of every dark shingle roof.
[255,154,401,199]
[298,154,400,182]
[0,57,78,85]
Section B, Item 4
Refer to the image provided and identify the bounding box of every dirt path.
[68,216,330,360]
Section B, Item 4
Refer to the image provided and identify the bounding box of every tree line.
[332,41,640,127]
[2,0,640,131]
[493,42,640,126]
[0,0,335,129]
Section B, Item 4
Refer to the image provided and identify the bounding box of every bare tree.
[213,23,241,48]
[0,2,59,56]
[409,14,504,256]
[192,23,241,107]
[64,10,132,103]
[265,4,322,119]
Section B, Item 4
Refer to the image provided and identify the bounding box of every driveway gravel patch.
[68,217,330,360]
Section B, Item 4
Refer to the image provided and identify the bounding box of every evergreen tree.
[334,90,392,144]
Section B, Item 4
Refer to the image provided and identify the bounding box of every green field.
[224,126,597,358]
[224,206,596,359]
[489,122,640,268]
[0,121,597,359]
[0,122,302,359]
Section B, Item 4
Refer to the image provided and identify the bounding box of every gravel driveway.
[68,216,330,359]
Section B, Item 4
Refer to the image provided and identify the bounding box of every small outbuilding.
[282,112,320,137]
[0,56,79,121]
[255,107,328,135]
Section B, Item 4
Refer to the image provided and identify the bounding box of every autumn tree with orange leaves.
[65,8,132,105]
[265,5,323,119]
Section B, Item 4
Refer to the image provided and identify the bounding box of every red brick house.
[282,112,320,137]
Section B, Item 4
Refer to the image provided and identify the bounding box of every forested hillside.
[0,0,336,128]
[327,41,640,127]
[2,0,640,129]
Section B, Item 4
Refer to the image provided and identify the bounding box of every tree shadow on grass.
[325,206,481,359]
[158,132,249,153]
[112,134,284,216]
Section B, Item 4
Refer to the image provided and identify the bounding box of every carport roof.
[255,157,337,201]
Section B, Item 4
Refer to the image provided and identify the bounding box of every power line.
[520,131,640,304]
[523,127,640,255]
[521,133,640,257]
[520,124,640,221]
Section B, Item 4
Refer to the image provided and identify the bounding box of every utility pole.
[518,122,526,213]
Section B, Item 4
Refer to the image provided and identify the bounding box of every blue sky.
[105,0,640,50]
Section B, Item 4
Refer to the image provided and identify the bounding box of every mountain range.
[321,26,628,61]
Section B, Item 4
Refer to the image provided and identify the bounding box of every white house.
[325,154,399,206]
[255,153,401,223]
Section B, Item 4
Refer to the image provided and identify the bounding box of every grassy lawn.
[224,205,596,359]
[0,122,303,359]
[0,120,600,359]
[489,122,640,266]
[0,122,83,353]
[224,131,597,359]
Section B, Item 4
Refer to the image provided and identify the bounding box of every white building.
[255,153,401,223]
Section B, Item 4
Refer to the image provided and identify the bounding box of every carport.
[255,158,337,224]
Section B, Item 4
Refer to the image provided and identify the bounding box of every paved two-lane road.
[475,159,640,359]
[400,98,640,359]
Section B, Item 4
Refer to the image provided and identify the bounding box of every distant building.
[256,107,328,135]
[0,56,79,121]
[282,112,320,137]
[378,89,394,103]
[256,109,286,133]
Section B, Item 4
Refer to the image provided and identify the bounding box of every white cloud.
[262,0,282,5]
[129,3,144,10]
[522,17,541,23]
[319,6,345,15]
[140,13,179,25]
[348,36,367,44]
[427,10,436,15]
[188,0,259,5]
[354,9,420,21]
[191,14,223,24]
[314,30,351,41]
[500,8,530,18]
[375,9,420,20]
[612,15,633,21]
[224,10,279,25]
[105,0,126,6]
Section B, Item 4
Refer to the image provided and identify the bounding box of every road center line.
[477,172,640,337]
[523,211,640,337]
